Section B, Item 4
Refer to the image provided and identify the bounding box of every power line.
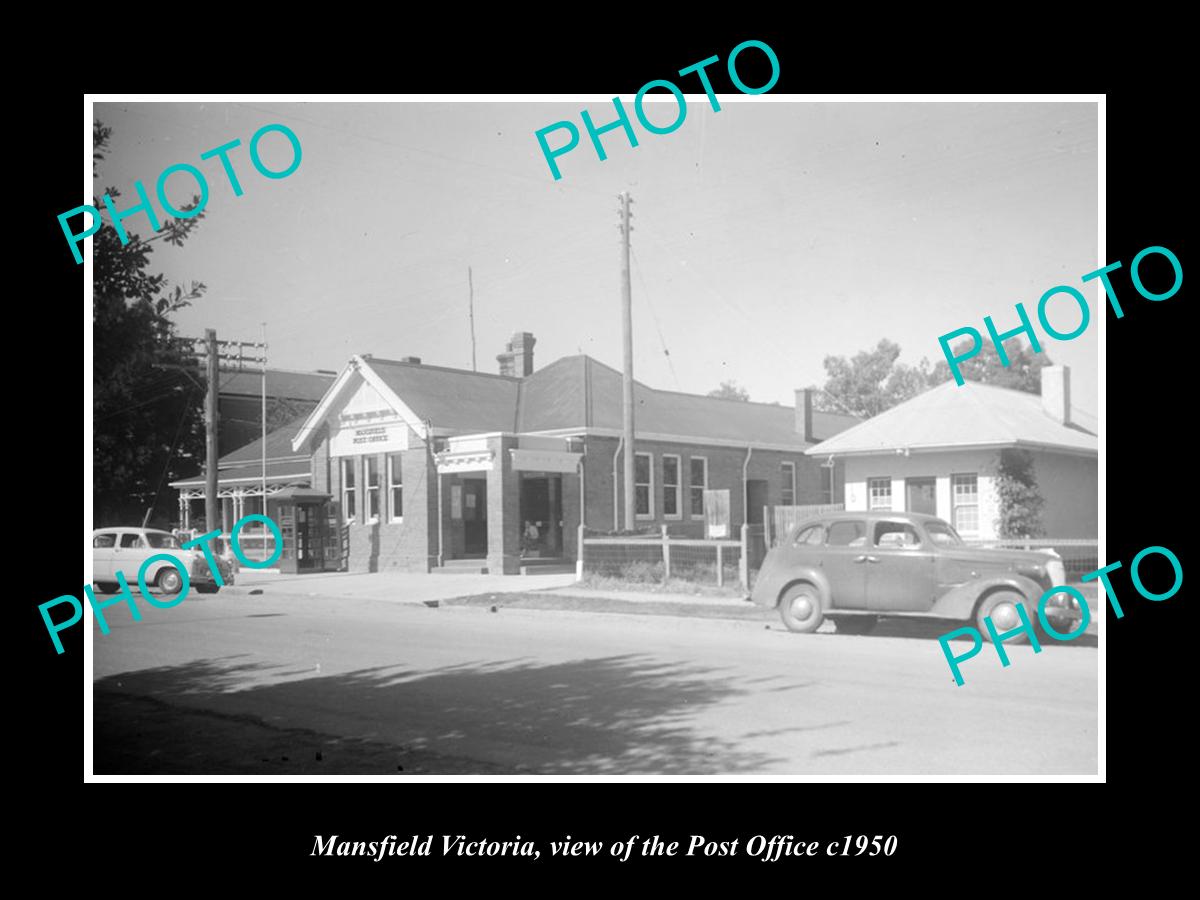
[630,244,681,390]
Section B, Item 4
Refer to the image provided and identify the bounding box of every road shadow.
[837,617,1098,648]
[94,653,790,775]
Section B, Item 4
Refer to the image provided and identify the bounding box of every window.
[952,474,979,534]
[874,521,922,548]
[119,533,146,549]
[93,533,116,548]
[634,452,654,518]
[146,533,181,549]
[868,477,892,510]
[365,456,381,523]
[388,453,403,522]
[793,524,826,546]
[662,454,681,518]
[341,457,357,522]
[781,461,796,506]
[827,520,867,547]
[689,457,708,517]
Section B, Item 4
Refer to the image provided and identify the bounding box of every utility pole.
[261,322,268,528]
[468,266,477,372]
[619,191,635,531]
[204,328,219,535]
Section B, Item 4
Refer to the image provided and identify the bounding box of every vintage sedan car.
[92,527,235,594]
[750,512,1083,640]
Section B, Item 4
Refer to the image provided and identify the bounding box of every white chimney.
[795,389,814,443]
[1041,365,1070,426]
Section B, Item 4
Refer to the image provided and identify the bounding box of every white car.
[92,527,234,594]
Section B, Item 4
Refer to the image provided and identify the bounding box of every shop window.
[341,457,357,522]
[689,456,708,517]
[868,477,892,510]
[782,461,796,506]
[952,474,979,535]
[388,453,403,522]
[635,452,654,518]
[662,454,681,518]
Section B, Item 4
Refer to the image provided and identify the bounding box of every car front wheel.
[779,583,824,634]
[976,590,1029,643]
[156,568,184,595]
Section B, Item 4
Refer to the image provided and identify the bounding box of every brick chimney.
[795,388,814,443]
[398,356,421,364]
[1041,365,1071,425]
[497,331,536,377]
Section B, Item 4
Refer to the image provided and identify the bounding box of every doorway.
[906,477,937,515]
[462,478,488,557]
[520,473,562,557]
[746,479,768,524]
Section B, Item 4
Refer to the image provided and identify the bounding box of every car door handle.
[855,555,880,563]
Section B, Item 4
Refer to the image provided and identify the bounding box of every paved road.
[92,589,1098,775]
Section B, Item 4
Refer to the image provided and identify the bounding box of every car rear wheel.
[976,590,1029,643]
[156,567,184,595]
[779,584,824,634]
[832,615,877,635]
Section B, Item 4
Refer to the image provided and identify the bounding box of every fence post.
[716,543,724,587]
[576,524,585,581]
[661,523,671,582]
[740,523,749,591]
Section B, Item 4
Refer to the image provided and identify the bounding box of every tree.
[708,380,751,402]
[930,338,1049,393]
[92,121,208,528]
[816,339,933,419]
[994,449,1045,538]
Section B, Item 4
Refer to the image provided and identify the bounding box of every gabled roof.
[290,352,861,453]
[806,380,1098,457]
[516,356,858,447]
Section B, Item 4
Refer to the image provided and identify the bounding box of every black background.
[22,23,1188,886]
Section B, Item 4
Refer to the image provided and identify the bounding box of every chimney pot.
[398,356,422,365]
[497,331,536,376]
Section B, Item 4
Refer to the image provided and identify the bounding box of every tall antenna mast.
[468,266,477,372]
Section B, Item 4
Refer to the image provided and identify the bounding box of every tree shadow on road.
[95,653,796,775]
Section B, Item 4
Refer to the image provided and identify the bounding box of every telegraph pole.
[619,191,635,531]
[468,266,477,372]
[204,328,219,534]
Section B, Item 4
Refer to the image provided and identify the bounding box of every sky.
[92,99,1099,418]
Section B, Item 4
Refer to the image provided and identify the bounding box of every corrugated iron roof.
[806,380,1097,456]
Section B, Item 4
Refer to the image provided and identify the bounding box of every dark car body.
[750,511,1082,634]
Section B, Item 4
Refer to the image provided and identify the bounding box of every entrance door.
[906,477,936,515]
[462,479,488,557]
[520,474,562,557]
[746,479,768,524]
[296,505,317,569]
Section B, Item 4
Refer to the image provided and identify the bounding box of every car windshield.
[924,520,964,546]
[146,533,181,549]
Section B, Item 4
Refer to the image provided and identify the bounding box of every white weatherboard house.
[805,366,1097,540]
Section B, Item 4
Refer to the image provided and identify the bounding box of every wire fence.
[580,530,746,589]
[965,538,1098,581]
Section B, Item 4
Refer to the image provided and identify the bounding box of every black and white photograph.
[80,94,1103,779]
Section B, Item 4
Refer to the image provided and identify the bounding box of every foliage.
[815,339,933,418]
[930,338,1050,393]
[994,449,1045,538]
[92,120,209,528]
[707,380,751,402]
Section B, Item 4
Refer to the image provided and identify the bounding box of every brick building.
[278,332,858,574]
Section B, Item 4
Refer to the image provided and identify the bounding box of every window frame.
[662,453,682,520]
[951,473,979,536]
[826,519,868,547]
[364,455,382,524]
[781,461,796,507]
[688,456,708,518]
[867,476,892,511]
[341,457,358,524]
[634,451,655,519]
[387,453,404,523]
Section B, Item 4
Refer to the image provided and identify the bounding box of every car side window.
[793,524,826,546]
[826,521,866,547]
[874,521,923,548]
[118,533,146,549]
[93,534,116,548]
